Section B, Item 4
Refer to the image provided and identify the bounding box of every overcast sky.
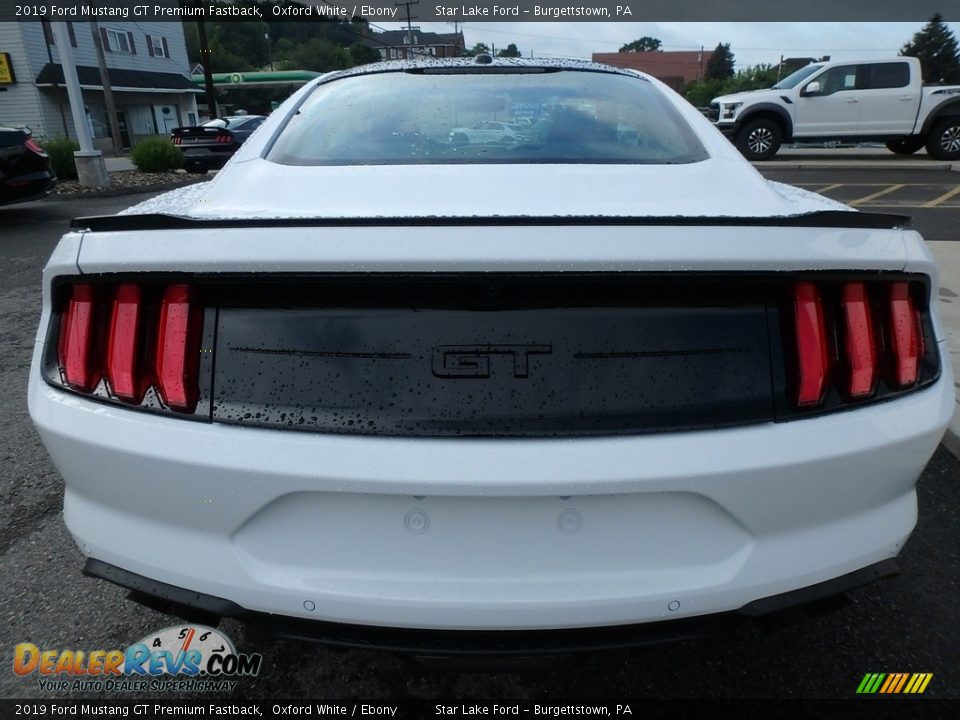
[373,22,960,68]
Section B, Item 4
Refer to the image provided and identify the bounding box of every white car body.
[29,59,953,650]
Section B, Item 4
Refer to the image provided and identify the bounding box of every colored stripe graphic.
[857,673,932,694]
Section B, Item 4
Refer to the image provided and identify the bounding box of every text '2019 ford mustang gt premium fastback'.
[29,58,953,655]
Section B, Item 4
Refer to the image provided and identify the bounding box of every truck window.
[818,66,860,95]
[863,63,910,90]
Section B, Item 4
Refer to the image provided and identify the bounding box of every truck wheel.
[885,137,924,155]
[736,118,782,161]
[926,117,960,160]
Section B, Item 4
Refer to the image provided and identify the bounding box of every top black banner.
[0,0,957,23]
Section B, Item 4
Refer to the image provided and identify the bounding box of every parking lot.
[1,168,958,701]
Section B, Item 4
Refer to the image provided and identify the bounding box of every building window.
[146,34,168,59]
[106,28,132,54]
[41,21,77,47]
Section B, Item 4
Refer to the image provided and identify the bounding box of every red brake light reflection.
[792,282,830,407]
[154,284,203,413]
[841,282,877,398]
[57,284,100,393]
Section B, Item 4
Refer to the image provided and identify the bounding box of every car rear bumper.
[29,338,953,632]
[182,147,234,170]
[1,170,56,205]
[83,556,899,654]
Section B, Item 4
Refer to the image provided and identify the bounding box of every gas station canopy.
[191,70,322,88]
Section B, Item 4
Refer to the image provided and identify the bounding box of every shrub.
[131,137,183,172]
[37,136,80,180]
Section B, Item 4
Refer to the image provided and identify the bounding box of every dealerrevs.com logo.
[13,625,262,693]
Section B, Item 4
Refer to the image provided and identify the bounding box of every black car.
[171,115,267,174]
[0,127,56,205]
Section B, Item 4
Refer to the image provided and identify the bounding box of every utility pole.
[197,20,218,119]
[265,27,273,71]
[395,0,418,56]
[51,22,108,187]
[89,21,124,154]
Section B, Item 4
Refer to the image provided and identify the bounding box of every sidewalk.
[105,157,135,172]
[759,147,960,171]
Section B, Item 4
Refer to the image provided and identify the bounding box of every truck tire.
[736,118,782,161]
[885,137,924,155]
[925,117,960,161]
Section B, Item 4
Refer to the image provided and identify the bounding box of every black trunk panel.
[211,276,775,437]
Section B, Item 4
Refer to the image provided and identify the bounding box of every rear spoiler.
[70,210,912,233]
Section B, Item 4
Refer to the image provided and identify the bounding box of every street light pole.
[50,22,109,187]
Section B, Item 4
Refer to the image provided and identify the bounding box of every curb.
[752,160,960,171]
[51,177,207,201]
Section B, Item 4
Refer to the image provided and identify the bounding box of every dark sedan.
[171,115,267,174]
[0,127,56,205]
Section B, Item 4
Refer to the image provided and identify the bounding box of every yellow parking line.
[923,185,960,208]
[818,183,843,192]
[849,184,905,206]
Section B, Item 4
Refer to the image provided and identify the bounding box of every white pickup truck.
[710,56,960,160]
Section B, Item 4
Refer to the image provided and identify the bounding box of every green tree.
[683,63,779,108]
[182,22,200,65]
[705,43,735,81]
[497,43,522,58]
[900,13,960,84]
[466,42,490,57]
[291,38,352,72]
[619,37,661,53]
[209,22,269,71]
[349,42,381,66]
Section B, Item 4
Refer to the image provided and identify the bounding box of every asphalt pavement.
[0,174,958,702]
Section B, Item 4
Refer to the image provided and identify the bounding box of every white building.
[0,21,200,150]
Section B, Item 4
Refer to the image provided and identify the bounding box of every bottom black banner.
[0,699,948,720]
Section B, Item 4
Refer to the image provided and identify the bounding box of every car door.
[793,65,863,137]
[857,62,917,135]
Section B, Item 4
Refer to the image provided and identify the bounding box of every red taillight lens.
[841,282,877,398]
[887,282,923,388]
[216,134,230,144]
[57,284,101,392]
[24,138,46,155]
[792,282,830,407]
[154,284,203,412]
[172,136,181,146]
[105,284,148,403]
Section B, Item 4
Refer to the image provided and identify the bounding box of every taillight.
[154,284,204,413]
[841,282,877,398]
[216,134,231,144]
[792,282,830,407]
[57,284,100,392]
[786,278,933,411]
[887,282,923,388]
[105,284,148,403]
[172,136,181,146]
[54,281,204,414]
[24,138,46,156]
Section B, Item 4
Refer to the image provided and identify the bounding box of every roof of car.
[312,57,650,86]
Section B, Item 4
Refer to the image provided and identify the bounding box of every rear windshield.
[267,69,709,166]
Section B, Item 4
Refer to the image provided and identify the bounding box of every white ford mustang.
[29,58,953,654]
